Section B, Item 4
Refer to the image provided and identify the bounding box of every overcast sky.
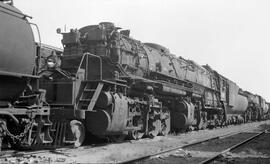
[16,0,270,101]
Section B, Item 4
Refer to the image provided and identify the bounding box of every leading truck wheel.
[70,120,85,147]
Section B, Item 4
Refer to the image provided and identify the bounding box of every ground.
[1,120,270,163]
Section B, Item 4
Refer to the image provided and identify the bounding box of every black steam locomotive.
[0,1,52,149]
[1,0,269,150]
[39,22,269,146]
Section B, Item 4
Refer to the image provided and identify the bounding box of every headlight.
[46,55,60,68]
[46,57,56,68]
[47,61,56,68]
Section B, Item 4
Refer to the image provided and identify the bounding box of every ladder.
[77,82,104,111]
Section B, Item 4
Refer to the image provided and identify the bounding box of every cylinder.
[228,94,248,114]
[95,92,113,108]
[85,110,111,135]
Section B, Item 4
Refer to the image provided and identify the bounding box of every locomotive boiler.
[0,0,52,150]
[40,22,268,146]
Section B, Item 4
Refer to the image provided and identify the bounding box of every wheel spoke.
[70,120,85,147]
[148,119,161,137]
[160,110,170,135]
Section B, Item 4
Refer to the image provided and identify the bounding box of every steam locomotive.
[0,0,52,150]
[39,22,269,146]
[1,0,269,150]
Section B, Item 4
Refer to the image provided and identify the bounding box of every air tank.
[227,94,249,114]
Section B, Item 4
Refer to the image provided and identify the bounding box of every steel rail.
[0,131,240,162]
[199,129,269,164]
[1,123,266,163]
[118,130,245,164]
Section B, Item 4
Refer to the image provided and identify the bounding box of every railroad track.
[0,123,268,163]
[119,126,269,164]
[199,129,270,164]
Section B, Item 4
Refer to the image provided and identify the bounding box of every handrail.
[29,22,41,76]
[77,53,103,80]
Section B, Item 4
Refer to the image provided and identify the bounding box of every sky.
[16,0,270,101]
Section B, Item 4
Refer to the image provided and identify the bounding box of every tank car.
[0,1,52,150]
